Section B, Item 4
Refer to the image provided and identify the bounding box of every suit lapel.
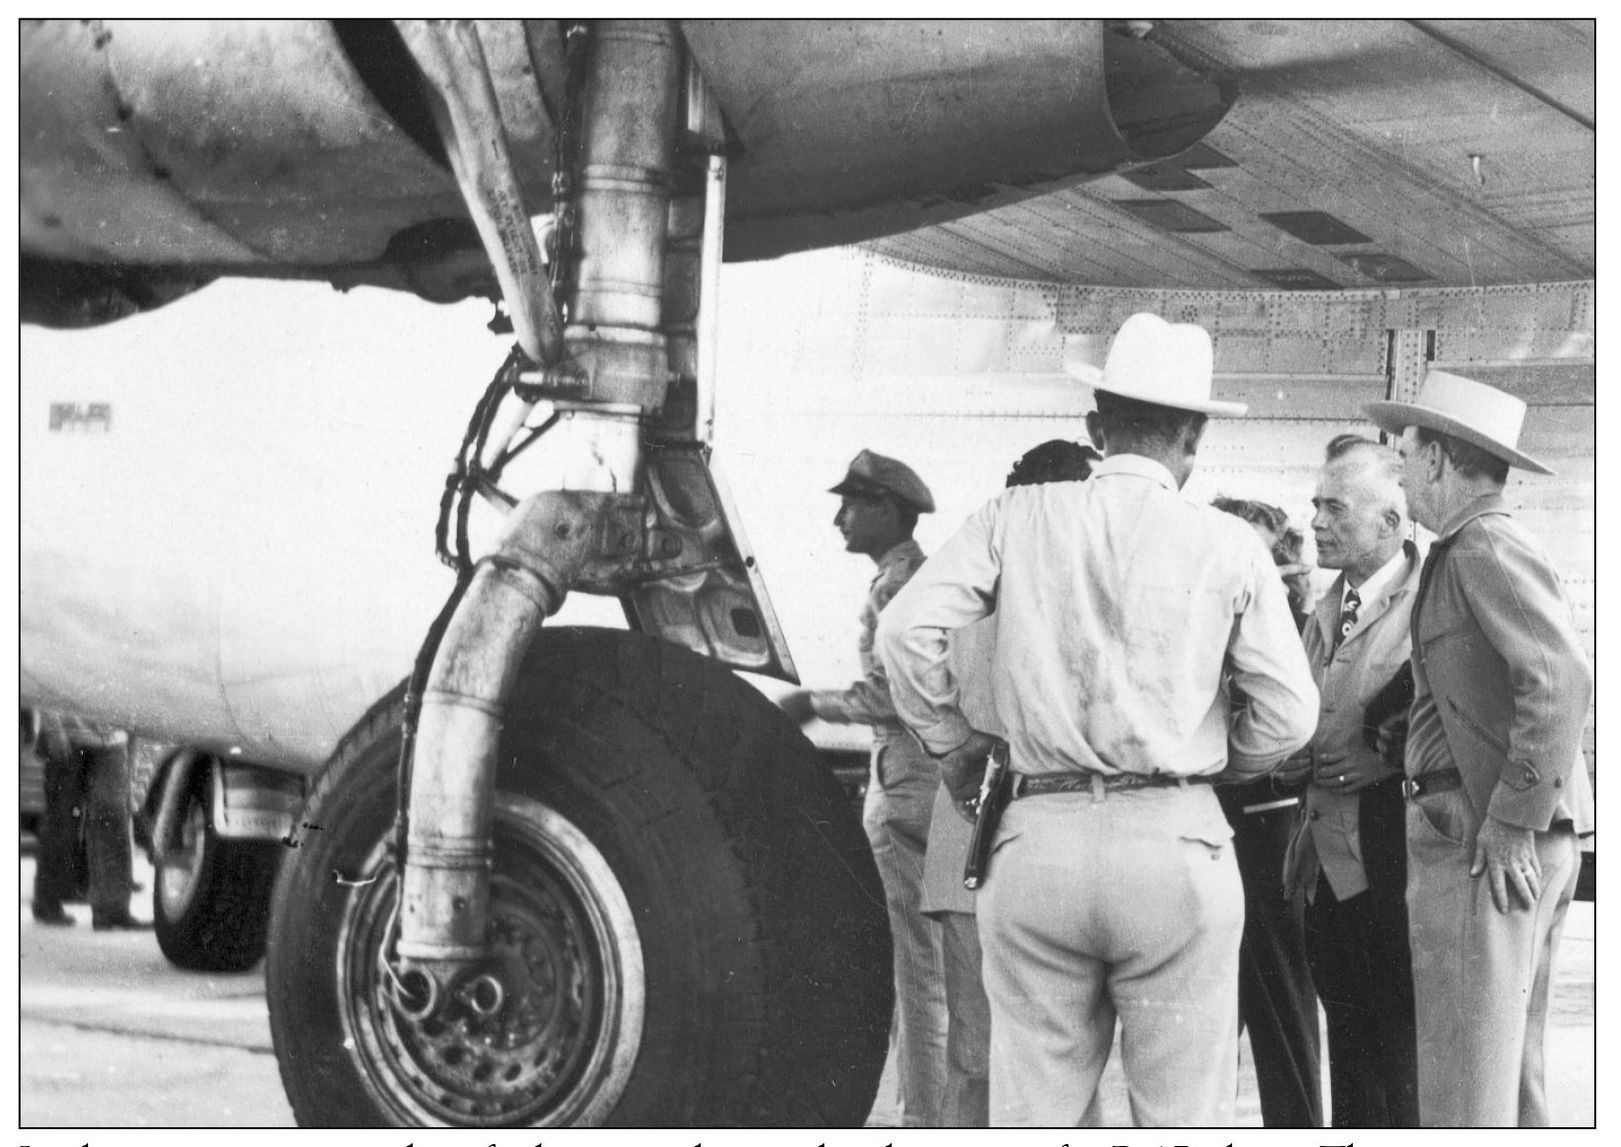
[1335,544,1422,651]
[1313,574,1343,652]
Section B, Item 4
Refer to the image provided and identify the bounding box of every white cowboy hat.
[1068,312,1247,418]
[1364,370,1552,475]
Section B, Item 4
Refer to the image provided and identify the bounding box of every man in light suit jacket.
[1279,435,1420,1126]
[1368,372,1594,1127]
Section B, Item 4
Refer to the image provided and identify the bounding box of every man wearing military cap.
[778,448,947,1126]
[1367,371,1593,1126]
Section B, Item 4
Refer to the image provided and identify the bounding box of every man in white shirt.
[878,313,1318,1125]
[920,438,1101,1128]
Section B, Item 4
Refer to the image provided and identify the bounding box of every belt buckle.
[1400,778,1421,800]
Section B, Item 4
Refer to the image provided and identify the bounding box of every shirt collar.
[1343,545,1407,607]
[876,537,925,572]
[1093,453,1178,490]
[1435,491,1508,541]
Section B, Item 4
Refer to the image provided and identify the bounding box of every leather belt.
[1401,768,1464,801]
[1009,771,1213,800]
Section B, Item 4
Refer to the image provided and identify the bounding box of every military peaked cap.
[828,449,935,513]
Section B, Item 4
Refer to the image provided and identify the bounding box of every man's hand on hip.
[1273,748,1314,788]
[1311,749,1392,795]
[933,730,999,815]
[1472,815,1542,914]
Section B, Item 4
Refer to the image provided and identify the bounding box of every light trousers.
[1406,787,1580,1127]
[934,911,991,1126]
[864,736,948,1127]
[978,783,1244,1127]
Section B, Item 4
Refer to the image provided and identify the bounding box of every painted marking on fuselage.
[48,401,113,432]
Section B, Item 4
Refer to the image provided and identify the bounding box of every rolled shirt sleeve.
[810,539,926,728]
[877,504,1000,754]
[1224,547,1321,780]
[809,673,897,726]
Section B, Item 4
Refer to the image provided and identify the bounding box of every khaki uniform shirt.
[810,538,927,741]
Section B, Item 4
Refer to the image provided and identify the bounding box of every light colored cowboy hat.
[1067,312,1247,417]
[1364,370,1552,475]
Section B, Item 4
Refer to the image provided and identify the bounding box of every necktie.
[1335,586,1361,651]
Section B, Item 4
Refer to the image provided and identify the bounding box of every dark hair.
[894,502,920,534]
[1414,426,1510,485]
[1274,525,1304,568]
[1210,495,1290,543]
[1325,432,1379,461]
[1093,389,1207,453]
[1215,497,1309,620]
[1006,440,1101,488]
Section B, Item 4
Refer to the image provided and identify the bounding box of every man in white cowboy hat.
[878,312,1318,1125]
[776,448,948,1126]
[1366,372,1593,1127]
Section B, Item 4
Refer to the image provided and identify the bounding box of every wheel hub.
[338,796,643,1127]
[158,799,206,915]
[379,881,600,1114]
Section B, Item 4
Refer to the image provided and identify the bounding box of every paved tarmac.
[17,854,1594,1129]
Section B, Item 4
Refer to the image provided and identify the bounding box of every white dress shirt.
[1341,544,1407,615]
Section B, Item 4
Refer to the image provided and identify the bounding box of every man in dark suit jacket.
[1278,435,1421,1126]
[1369,372,1593,1127]
[1212,496,1321,1129]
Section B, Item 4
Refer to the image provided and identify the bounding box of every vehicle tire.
[266,627,892,1127]
[152,763,280,972]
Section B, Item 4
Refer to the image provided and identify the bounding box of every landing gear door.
[622,443,799,683]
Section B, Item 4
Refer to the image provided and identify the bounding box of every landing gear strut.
[264,21,890,1126]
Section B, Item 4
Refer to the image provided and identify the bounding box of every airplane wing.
[20,18,1232,327]
[12,19,1218,332]
[870,19,1594,291]
[20,19,1591,332]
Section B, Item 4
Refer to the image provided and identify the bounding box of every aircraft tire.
[266,626,891,1127]
[152,766,279,972]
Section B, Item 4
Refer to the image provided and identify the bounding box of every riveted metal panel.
[1050,280,1595,345]
[1436,327,1596,365]
[1219,376,1386,421]
[1214,335,1273,376]
[1388,329,1432,403]
[1435,361,1594,406]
